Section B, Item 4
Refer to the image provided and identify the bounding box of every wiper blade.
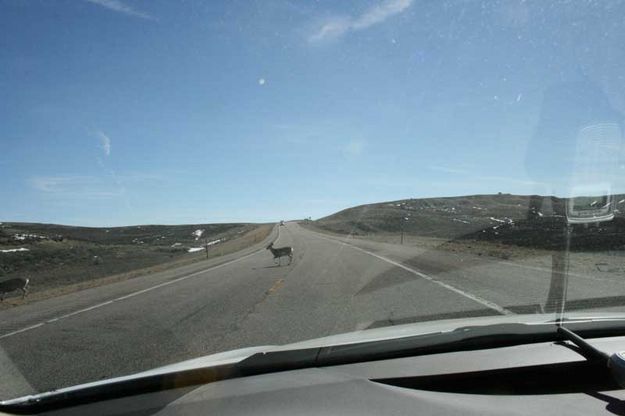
[5,319,625,414]
[312,318,625,367]
[557,325,625,388]
[557,326,610,362]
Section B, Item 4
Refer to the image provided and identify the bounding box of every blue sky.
[2,0,625,226]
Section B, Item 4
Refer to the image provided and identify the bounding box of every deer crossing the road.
[266,242,293,265]
[0,277,29,301]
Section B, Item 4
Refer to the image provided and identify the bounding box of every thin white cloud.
[30,176,122,199]
[310,0,413,42]
[97,131,111,156]
[352,0,413,30]
[310,17,352,42]
[429,165,470,175]
[31,176,86,193]
[30,174,161,199]
[84,0,156,21]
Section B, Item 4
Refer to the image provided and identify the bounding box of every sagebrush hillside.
[0,222,270,294]
[311,194,625,250]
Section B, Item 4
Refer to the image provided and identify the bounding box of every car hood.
[5,311,625,405]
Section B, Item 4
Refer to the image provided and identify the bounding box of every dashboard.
[6,335,625,415]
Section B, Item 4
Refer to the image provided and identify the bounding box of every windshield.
[2,0,625,400]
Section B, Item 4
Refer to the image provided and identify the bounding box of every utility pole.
[204,237,209,259]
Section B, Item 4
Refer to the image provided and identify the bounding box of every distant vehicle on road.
[279,220,285,226]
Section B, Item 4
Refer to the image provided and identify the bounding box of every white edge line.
[0,323,44,340]
[0,247,267,340]
[315,234,513,316]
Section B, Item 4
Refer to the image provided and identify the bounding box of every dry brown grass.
[0,224,273,309]
[301,222,548,261]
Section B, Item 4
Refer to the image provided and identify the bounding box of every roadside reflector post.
[400,214,409,245]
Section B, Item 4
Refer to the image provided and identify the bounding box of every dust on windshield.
[1,0,625,400]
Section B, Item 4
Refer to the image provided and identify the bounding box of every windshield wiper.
[557,325,625,388]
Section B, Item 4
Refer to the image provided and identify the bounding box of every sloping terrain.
[311,194,625,251]
[0,222,270,294]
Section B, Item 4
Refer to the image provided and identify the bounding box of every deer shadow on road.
[251,264,285,270]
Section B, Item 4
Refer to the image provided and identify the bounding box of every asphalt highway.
[1,222,624,398]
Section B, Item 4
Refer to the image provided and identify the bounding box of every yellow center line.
[267,279,285,294]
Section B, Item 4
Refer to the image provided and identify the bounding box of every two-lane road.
[1,222,624,398]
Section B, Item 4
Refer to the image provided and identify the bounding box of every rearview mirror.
[565,123,621,224]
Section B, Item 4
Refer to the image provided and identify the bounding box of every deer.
[266,242,293,265]
[0,277,29,301]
